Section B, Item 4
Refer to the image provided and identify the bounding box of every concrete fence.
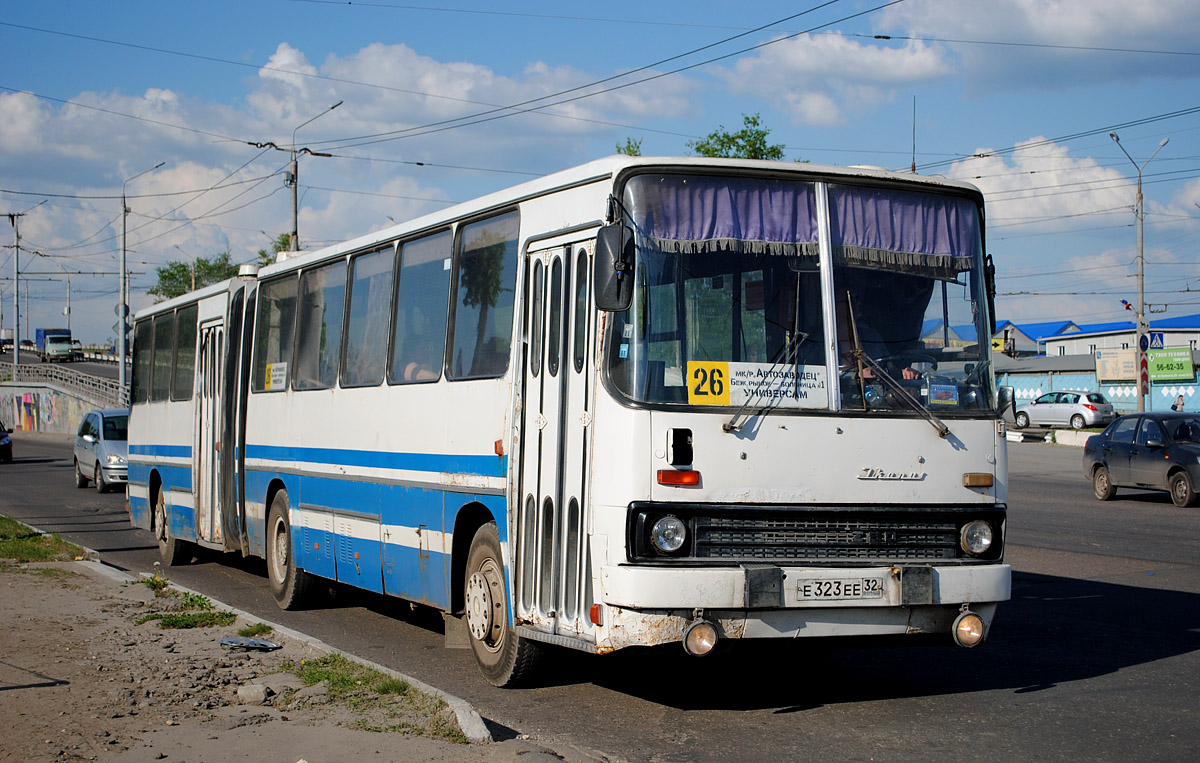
[1,364,126,435]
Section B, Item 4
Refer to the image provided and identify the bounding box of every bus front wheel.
[464,522,540,687]
[266,490,313,610]
[154,484,191,566]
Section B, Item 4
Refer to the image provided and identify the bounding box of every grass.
[132,572,236,629]
[280,653,466,743]
[135,575,172,595]
[0,515,87,563]
[136,611,237,629]
[238,622,274,637]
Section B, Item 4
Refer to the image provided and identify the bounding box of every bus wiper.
[846,292,950,439]
[723,330,808,434]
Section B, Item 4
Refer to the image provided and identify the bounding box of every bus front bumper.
[594,563,1010,651]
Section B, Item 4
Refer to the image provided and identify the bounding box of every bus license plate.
[795,576,885,601]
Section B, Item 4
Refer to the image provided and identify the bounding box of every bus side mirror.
[594,222,634,312]
[997,386,1016,423]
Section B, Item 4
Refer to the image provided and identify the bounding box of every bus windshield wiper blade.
[723,331,808,434]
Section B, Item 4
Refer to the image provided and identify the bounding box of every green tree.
[148,252,240,302]
[255,233,291,267]
[687,113,786,160]
[616,137,643,156]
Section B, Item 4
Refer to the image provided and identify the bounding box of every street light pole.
[1110,132,1168,414]
[174,245,197,291]
[119,161,165,393]
[288,100,343,252]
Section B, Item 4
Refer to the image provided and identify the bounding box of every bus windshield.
[606,172,995,415]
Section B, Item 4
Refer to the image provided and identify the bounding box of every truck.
[34,328,74,362]
[0,328,12,354]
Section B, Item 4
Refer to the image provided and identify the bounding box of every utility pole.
[6,213,17,374]
[119,161,165,393]
[248,100,342,253]
[1110,132,1169,413]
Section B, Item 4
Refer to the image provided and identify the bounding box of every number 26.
[693,367,725,396]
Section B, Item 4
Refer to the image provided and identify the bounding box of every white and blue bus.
[128,156,1013,686]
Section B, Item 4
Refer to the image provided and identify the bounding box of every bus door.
[195,321,224,545]
[517,243,595,641]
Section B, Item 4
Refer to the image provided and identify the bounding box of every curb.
[1006,429,1091,447]
[20,522,492,744]
[146,573,493,743]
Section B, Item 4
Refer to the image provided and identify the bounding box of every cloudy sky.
[2,0,1199,344]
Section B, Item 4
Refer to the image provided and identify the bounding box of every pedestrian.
[1171,394,1185,411]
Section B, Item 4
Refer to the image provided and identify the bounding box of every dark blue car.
[1084,412,1200,507]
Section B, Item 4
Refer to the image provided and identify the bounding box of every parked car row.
[1015,389,1116,430]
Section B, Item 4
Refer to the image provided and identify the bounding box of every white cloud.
[712,33,951,126]
[874,0,1200,89]
[1,39,703,342]
[953,137,1200,323]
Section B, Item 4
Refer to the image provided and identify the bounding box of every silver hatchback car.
[74,408,129,493]
[1015,390,1116,430]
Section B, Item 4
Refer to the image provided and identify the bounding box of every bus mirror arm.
[594,222,635,312]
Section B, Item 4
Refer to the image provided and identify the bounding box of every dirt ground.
[0,560,606,763]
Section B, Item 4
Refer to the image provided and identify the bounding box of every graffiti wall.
[0,384,94,435]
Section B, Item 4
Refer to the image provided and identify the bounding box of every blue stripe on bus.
[241,467,506,609]
[130,444,193,459]
[128,462,193,492]
[245,444,507,478]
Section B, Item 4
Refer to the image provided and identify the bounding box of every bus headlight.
[650,515,687,554]
[960,520,993,556]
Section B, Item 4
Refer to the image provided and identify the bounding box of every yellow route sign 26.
[686,361,827,408]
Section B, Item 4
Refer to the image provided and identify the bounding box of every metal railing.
[11,362,127,408]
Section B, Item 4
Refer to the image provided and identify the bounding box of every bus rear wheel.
[464,522,540,687]
[154,484,191,566]
[266,490,313,610]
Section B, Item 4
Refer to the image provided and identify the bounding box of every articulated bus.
[128,156,1013,686]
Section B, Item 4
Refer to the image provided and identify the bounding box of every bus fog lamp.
[960,520,993,555]
[952,611,985,647]
[683,620,718,656]
[650,516,686,554]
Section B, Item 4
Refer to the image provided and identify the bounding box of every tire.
[1015,412,1029,429]
[74,459,88,488]
[1170,471,1196,508]
[154,484,191,565]
[94,463,107,493]
[464,522,541,687]
[1093,466,1116,501]
[1070,414,1085,430]
[266,490,313,610]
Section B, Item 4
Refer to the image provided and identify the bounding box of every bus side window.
[390,231,451,384]
[132,319,154,404]
[342,246,395,388]
[150,312,175,402]
[253,276,299,392]
[171,304,198,401]
[448,211,520,379]
[293,260,347,390]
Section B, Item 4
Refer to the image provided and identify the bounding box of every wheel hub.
[465,571,493,641]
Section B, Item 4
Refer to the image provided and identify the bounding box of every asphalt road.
[2,434,1197,762]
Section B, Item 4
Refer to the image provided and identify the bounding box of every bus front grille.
[696,516,957,561]
[627,504,1005,564]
